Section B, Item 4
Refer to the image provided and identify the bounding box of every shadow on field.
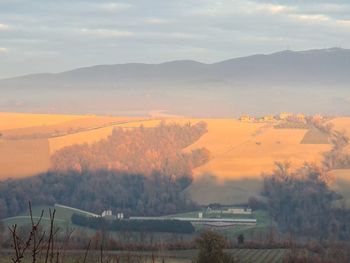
[186,173,263,205]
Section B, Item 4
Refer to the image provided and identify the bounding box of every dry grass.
[0,112,86,130]
[301,128,330,144]
[329,118,350,154]
[49,125,117,154]
[1,116,139,138]
[1,114,348,183]
[189,123,331,180]
[329,118,350,135]
[186,119,264,155]
[0,139,50,179]
[0,113,144,178]
[49,118,158,153]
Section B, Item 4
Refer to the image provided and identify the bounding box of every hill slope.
[1,112,349,205]
[0,113,334,180]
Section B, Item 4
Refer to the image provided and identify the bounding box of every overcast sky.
[0,0,350,78]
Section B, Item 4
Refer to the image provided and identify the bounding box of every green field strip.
[270,249,286,263]
[230,249,246,259]
[253,249,270,263]
[248,249,267,263]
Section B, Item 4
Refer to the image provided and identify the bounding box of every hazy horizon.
[1,0,350,79]
[0,47,346,80]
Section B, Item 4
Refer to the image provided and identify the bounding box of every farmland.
[0,112,86,130]
[2,203,268,231]
[1,112,349,205]
[2,203,272,247]
[1,203,275,262]
[0,138,50,178]
[187,121,330,179]
[1,203,283,263]
[0,113,148,178]
[0,248,289,263]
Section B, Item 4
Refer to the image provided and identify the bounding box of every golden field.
[329,117,350,154]
[0,112,86,130]
[188,122,331,180]
[0,112,145,178]
[0,139,50,178]
[330,117,350,135]
[0,112,346,185]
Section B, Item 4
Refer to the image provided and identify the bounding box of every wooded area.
[262,162,350,241]
[51,121,210,180]
[0,122,210,218]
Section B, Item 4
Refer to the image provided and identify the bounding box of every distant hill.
[0,48,349,116]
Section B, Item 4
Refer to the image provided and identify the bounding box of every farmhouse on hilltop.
[296,113,306,122]
[263,115,276,122]
[279,112,293,120]
[102,210,116,220]
[240,115,255,122]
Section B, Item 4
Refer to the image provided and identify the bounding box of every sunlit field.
[0,112,344,182]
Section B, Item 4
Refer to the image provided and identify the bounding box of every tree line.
[261,122,350,241]
[71,213,195,234]
[323,130,350,170]
[51,121,210,181]
[261,162,349,240]
[0,170,199,219]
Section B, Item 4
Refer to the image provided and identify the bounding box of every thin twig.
[82,240,91,263]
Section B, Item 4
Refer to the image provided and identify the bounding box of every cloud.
[147,32,203,40]
[1,0,350,78]
[96,2,132,12]
[0,47,9,53]
[256,3,295,14]
[80,28,202,41]
[144,18,169,25]
[298,3,350,15]
[289,14,330,23]
[80,28,135,38]
[0,23,10,30]
[191,0,294,16]
[239,35,287,43]
[336,19,350,27]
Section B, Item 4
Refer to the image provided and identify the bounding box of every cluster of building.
[129,215,257,227]
[101,210,124,220]
[205,207,252,215]
[98,207,256,227]
[239,112,308,123]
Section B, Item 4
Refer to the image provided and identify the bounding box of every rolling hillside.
[186,121,330,179]
[0,112,147,178]
[0,112,86,130]
[0,112,336,182]
[1,112,349,205]
[0,139,50,178]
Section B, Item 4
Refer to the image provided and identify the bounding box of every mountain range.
[1,47,349,117]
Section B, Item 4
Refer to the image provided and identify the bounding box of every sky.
[0,0,350,79]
